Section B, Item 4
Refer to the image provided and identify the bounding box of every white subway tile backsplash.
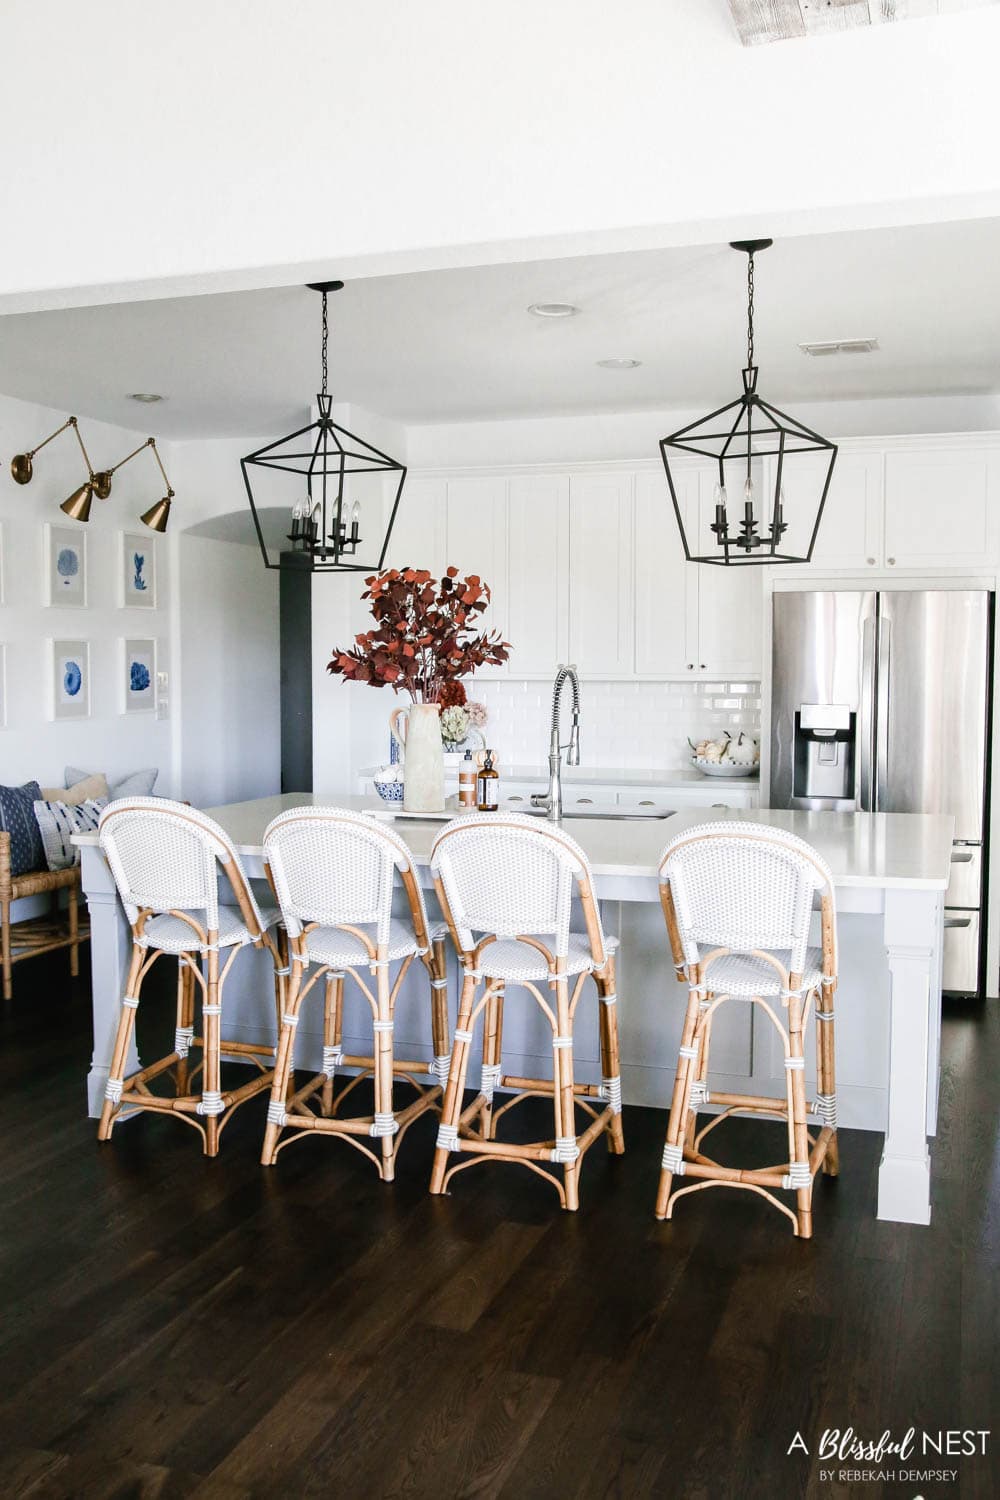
[469,678,761,771]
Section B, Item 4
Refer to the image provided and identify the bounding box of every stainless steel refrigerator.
[770,590,993,996]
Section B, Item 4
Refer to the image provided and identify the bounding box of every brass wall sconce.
[10,416,108,522]
[10,419,174,532]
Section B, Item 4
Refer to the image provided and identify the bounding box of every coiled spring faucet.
[531,664,581,821]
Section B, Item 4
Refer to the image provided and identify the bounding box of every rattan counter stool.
[429,813,625,1212]
[656,821,839,1239]
[260,808,450,1182]
[97,798,286,1157]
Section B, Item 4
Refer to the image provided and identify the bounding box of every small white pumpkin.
[726,731,757,766]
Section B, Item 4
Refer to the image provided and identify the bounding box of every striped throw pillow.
[32,797,107,871]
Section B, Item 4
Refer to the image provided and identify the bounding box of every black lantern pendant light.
[660,240,837,566]
[241,281,407,573]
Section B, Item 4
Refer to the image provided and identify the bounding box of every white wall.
[0,392,174,793]
[176,534,279,807]
[2,2,1000,309]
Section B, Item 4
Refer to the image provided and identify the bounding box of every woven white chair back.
[430,813,605,960]
[99,797,260,931]
[659,821,835,975]
[263,807,414,943]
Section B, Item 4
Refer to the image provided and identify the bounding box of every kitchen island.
[77,797,953,1225]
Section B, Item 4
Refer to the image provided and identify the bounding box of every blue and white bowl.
[374,773,405,803]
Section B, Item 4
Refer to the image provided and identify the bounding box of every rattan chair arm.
[0,831,12,899]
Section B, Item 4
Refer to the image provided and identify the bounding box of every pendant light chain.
[321,289,329,399]
[746,250,755,370]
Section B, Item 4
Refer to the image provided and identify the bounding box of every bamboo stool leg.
[480,982,504,1140]
[596,955,625,1155]
[655,976,703,1220]
[98,944,145,1141]
[1,899,11,1001]
[261,957,303,1165]
[322,971,344,1117]
[174,959,194,1096]
[817,983,839,1176]
[786,984,812,1239]
[430,932,449,1061]
[68,886,80,979]
[201,944,223,1158]
[373,947,397,1182]
[430,969,478,1195]
[553,973,581,1212]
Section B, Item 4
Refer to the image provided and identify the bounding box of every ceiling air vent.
[799,338,880,357]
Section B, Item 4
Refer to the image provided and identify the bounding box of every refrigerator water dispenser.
[792,704,855,804]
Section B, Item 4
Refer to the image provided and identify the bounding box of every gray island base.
[76,797,954,1226]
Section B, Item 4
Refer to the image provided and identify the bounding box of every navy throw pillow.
[0,782,46,877]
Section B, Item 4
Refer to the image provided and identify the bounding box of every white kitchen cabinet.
[774,449,884,571]
[634,469,696,675]
[384,475,446,573]
[568,473,634,676]
[445,477,509,676]
[507,473,569,675]
[633,465,762,678]
[883,448,999,570]
[617,786,759,811]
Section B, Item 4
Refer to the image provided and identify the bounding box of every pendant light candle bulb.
[350,500,361,543]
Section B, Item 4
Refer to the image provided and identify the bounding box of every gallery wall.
[0,392,174,794]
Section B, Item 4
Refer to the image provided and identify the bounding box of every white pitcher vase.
[390,702,445,812]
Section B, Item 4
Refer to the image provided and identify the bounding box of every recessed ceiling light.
[527,302,580,319]
[127,392,165,403]
[596,358,642,370]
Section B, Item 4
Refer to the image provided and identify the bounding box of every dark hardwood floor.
[1,956,997,1499]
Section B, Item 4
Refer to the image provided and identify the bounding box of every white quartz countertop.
[75,794,952,893]
[360,762,760,788]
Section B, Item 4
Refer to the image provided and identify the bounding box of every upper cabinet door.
[693,470,763,677]
[634,468,697,675]
[445,477,509,675]
[384,475,446,574]
[568,473,634,676]
[884,449,1000,571]
[791,450,883,570]
[507,473,569,676]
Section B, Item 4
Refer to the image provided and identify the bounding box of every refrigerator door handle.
[858,616,876,811]
[943,916,973,929]
[874,616,891,813]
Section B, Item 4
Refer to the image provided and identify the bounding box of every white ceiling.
[1,217,999,439]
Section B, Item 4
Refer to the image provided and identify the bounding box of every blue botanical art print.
[123,532,155,606]
[49,527,86,605]
[53,639,89,718]
[124,639,155,712]
[56,548,80,583]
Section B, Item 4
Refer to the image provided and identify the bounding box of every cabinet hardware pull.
[508,795,524,802]
[711,803,728,809]
[576,797,594,804]
[687,663,693,670]
[866,557,876,566]
[699,663,706,669]
[639,800,655,806]
[887,557,896,566]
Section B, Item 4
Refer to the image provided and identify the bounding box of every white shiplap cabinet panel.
[884,448,999,570]
[507,473,569,676]
[445,477,509,676]
[568,473,635,677]
[634,468,697,675]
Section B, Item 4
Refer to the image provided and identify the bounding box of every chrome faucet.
[531,664,581,821]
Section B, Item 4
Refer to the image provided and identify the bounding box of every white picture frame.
[120,530,156,608]
[0,522,6,604]
[51,639,91,720]
[46,524,88,607]
[122,637,156,714]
